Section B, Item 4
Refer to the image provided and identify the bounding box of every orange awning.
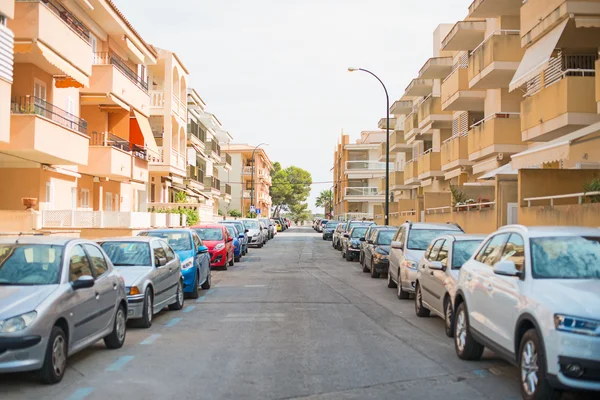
[133,109,159,154]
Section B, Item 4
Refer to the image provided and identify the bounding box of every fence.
[94,52,149,92]
[11,96,88,134]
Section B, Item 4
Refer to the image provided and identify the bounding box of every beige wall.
[424,192,451,210]
[518,169,600,206]
[453,208,497,234]
[0,210,40,232]
[12,63,53,99]
[0,0,15,19]
[0,79,10,143]
[81,105,108,134]
[0,168,41,210]
[520,203,600,227]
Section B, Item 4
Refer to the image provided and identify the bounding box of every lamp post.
[251,143,268,216]
[348,67,390,226]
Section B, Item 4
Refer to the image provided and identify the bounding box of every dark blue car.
[220,220,248,255]
[223,225,243,262]
[139,229,211,298]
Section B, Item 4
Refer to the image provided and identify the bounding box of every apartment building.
[221,144,272,217]
[0,0,13,145]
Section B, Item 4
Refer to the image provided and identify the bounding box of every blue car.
[223,224,242,262]
[220,220,248,255]
[138,228,211,298]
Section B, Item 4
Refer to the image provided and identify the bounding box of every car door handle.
[467,275,473,281]
[113,283,117,290]
[95,292,100,300]
[486,284,493,291]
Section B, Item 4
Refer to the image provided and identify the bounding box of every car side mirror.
[343,233,349,238]
[155,257,167,267]
[494,260,520,277]
[227,237,233,242]
[391,241,403,250]
[239,234,245,239]
[429,261,443,271]
[359,237,366,242]
[198,245,209,254]
[245,229,249,233]
[71,275,95,290]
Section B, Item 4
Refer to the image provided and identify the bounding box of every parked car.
[285,218,291,228]
[332,222,347,250]
[138,229,211,298]
[241,219,267,247]
[322,221,340,241]
[100,237,186,328]
[452,226,600,399]
[223,224,243,262]
[259,218,275,239]
[0,237,127,384]
[272,219,283,232]
[388,222,464,300]
[413,234,485,336]
[341,221,376,254]
[360,226,387,265]
[313,218,321,230]
[193,224,235,269]
[219,220,249,255]
[362,227,398,278]
[317,219,329,233]
[341,225,370,261]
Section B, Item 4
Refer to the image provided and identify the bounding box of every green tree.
[269,162,312,217]
[228,209,242,217]
[315,190,333,217]
[289,203,311,225]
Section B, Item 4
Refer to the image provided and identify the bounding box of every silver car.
[0,237,127,384]
[99,237,184,328]
[242,219,267,248]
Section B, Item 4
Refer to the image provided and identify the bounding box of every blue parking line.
[140,334,161,345]
[106,355,134,372]
[183,306,196,313]
[166,317,182,327]
[66,387,94,400]
[473,369,489,378]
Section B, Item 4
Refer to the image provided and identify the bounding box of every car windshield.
[0,244,63,285]
[407,229,460,251]
[244,220,260,229]
[195,228,224,241]
[141,231,192,251]
[452,240,483,269]
[325,222,339,229]
[377,231,396,245]
[101,242,151,267]
[351,227,368,238]
[531,236,600,279]
[348,223,372,232]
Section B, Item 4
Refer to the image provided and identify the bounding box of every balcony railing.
[18,0,90,42]
[242,166,254,175]
[171,149,185,170]
[221,183,232,195]
[345,187,380,196]
[11,95,88,134]
[187,119,206,143]
[222,153,232,166]
[345,161,392,170]
[204,176,221,190]
[468,30,521,81]
[187,165,205,183]
[94,52,148,92]
[207,139,221,156]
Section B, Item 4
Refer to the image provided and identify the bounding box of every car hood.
[115,266,152,286]
[247,229,260,236]
[202,240,223,251]
[0,285,58,320]
[175,249,195,261]
[533,279,600,319]
[376,245,391,255]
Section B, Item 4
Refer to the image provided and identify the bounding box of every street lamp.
[251,143,269,216]
[348,67,390,226]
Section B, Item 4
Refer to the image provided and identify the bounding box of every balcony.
[522,75,600,142]
[520,0,577,47]
[390,171,411,190]
[1,96,89,165]
[468,113,526,162]
[259,169,272,185]
[417,150,443,180]
[242,165,254,176]
[79,132,140,181]
[419,57,454,79]
[390,130,412,153]
[80,52,149,115]
[187,119,206,148]
[42,210,158,229]
[390,100,413,115]
[11,0,91,84]
[468,31,523,89]
[378,117,396,130]
[204,176,221,195]
[344,161,392,178]
[206,139,221,160]
[404,78,434,97]
[404,112,420,143]
[441,20,487,51]
[468,0,522,18]
[418,95,453,132]
[186,165,205,187]
[343,187,384,202]
[404,159,420,185]
[441,134,470,171]
[149,87,186,123]
[217,152,232,170]
[171,149,186,170]
[242,190,251,199]
[441,66,486,111]
[220,183,232,201]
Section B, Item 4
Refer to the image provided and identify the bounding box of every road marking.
[473,369,489,378]
[221,317,284,322]
[166,317,182,327]
[244,284,266,288]
[66,387,94,400]
[183,306,196,313]
[106,355,134,372]
[140,334,161,345]
[226,313,285,317]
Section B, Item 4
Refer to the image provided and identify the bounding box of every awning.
[509,19,568,92]
[478,163,517,180]
[125,37,145,64]
[575,17,600,28]
[80,94,130,111]
[188,187,211,200]
[133,109,159,154]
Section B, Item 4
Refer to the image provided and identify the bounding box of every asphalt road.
[0,226,593,399]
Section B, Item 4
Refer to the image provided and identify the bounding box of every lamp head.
[348,67,359,72]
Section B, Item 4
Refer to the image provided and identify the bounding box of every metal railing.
[336,213,374,222]
[187,119,207,143]
[221,183,232,195]
[11,95,88,134]
[524,191,600,207]
[204,176,221,190]
[242,166,254,175]
[90,132,154,161]
[470,112,520,129]
[344,187,380,196]
[94,52,148,92]
[471,29,520,55]
[345,161,393,170]
[187,166,205,183]
[425,206,452,215]
[19,0,90,42]
[222,153,232,166]
[455,201,496,211]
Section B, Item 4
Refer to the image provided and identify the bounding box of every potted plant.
[22,198,38,210]
[465,199,476,211]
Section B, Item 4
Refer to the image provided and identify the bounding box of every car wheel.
[454,302,484,360]
[258,243,263,248]
[104,304,126,349]
[38,326,67,384]
[189,273,200,299]
[229,254,234,267]
[387,271,397,288]
[201,271,211,290]
[342,248,346,258]
[137,289,153,328]
[397,270,409,299]
[346,252,353,262]
[235,255,241,262]
[370,259,380,278]
[169,280,185,310]
[414,284,430,317]
[444,297,454,337]
[519,329,559,400]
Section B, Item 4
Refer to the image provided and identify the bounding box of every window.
[101,242,151,267]
[376,230,396,245]
[0,15,6,26]
[151,240,167,266]
[192,232,203,249]
[69,245,92,281]
[407,229,460,251]
[452,240,484,269]
[80,189,90,208]
[475,234,509,267]
[105,192,113,211]
[437,241,450,268]
[45,181,54,210]
[160,241,176,262]
[83,245,108,277]
[500,234,525,271]
[0,244,63,285]
[428,240,444,261]
[194,228,224,241]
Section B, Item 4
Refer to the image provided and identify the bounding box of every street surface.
[0,227,591,399]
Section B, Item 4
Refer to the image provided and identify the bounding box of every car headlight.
[214,243,225,251]
[181,258,194,270]
[0,311,37,333]
[554,314,600,337]
[402,259,418,270]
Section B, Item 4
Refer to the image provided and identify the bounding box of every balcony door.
[105,192,113,212]
[34,79,47,117]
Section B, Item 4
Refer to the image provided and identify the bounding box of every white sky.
[114,0,471,212]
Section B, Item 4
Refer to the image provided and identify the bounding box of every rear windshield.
[244,220,259,229]
[195,228,224,241]
[0,244,64,285]
[407,229,461,251]
[325,222,339,229]
[101,242,151,267]
[140,231,192,251]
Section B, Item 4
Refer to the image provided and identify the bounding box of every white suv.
[453,226,600,399]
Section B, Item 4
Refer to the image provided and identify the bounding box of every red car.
[192,224,234,269]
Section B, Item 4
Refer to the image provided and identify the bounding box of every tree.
[228,209,242,217]
[289,203,311,225]
[269,162,312,217]
[315,190,333,217]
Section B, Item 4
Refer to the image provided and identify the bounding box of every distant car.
[241,219,266,248]
[220,220,249,255]
[193,224,235,269]
[362,227,398,278]
[388,222,464,300]
[259,218,275,239]
[322,221,340,241]
[272,219,282,232]
[332,223,347,250]
[100,237,186,328]
[341,221,376,254]
[277,217,288,231]
[317,219,329,233]
[138,229,211,298]
[360,226,387,265]
[0,237,127,384]
[341,225,370,262]
[413,234,485,337]
[223,224,243,262]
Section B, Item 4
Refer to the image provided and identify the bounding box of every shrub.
[583,178,600,203]
[229,209,242,217]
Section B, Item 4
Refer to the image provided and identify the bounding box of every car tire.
[387,271,397,288]
[137,289,153,328]
[258,243,263,248]
[201,271,211,290]
[38,326,68,384]
[169,280,185,310]
[414,284,430,317]
[342,249,346,259]
[235,255,241,262]
[397,270,409,299]
[104,304,127,349]
[454,302,484,361]
[370,259,380,279]
[189,273,200,299]
[229,255,234,267]
[346,253,353,262]
[444,297,454,338]
[519,329,560,400]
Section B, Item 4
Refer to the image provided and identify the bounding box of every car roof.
[408,222,463,231]
[192,224,225,229]
[98,236,156,243]
[497,225,600,237]
[140,228,193,233]
[0,236,75,246]
[439,234,487,242]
